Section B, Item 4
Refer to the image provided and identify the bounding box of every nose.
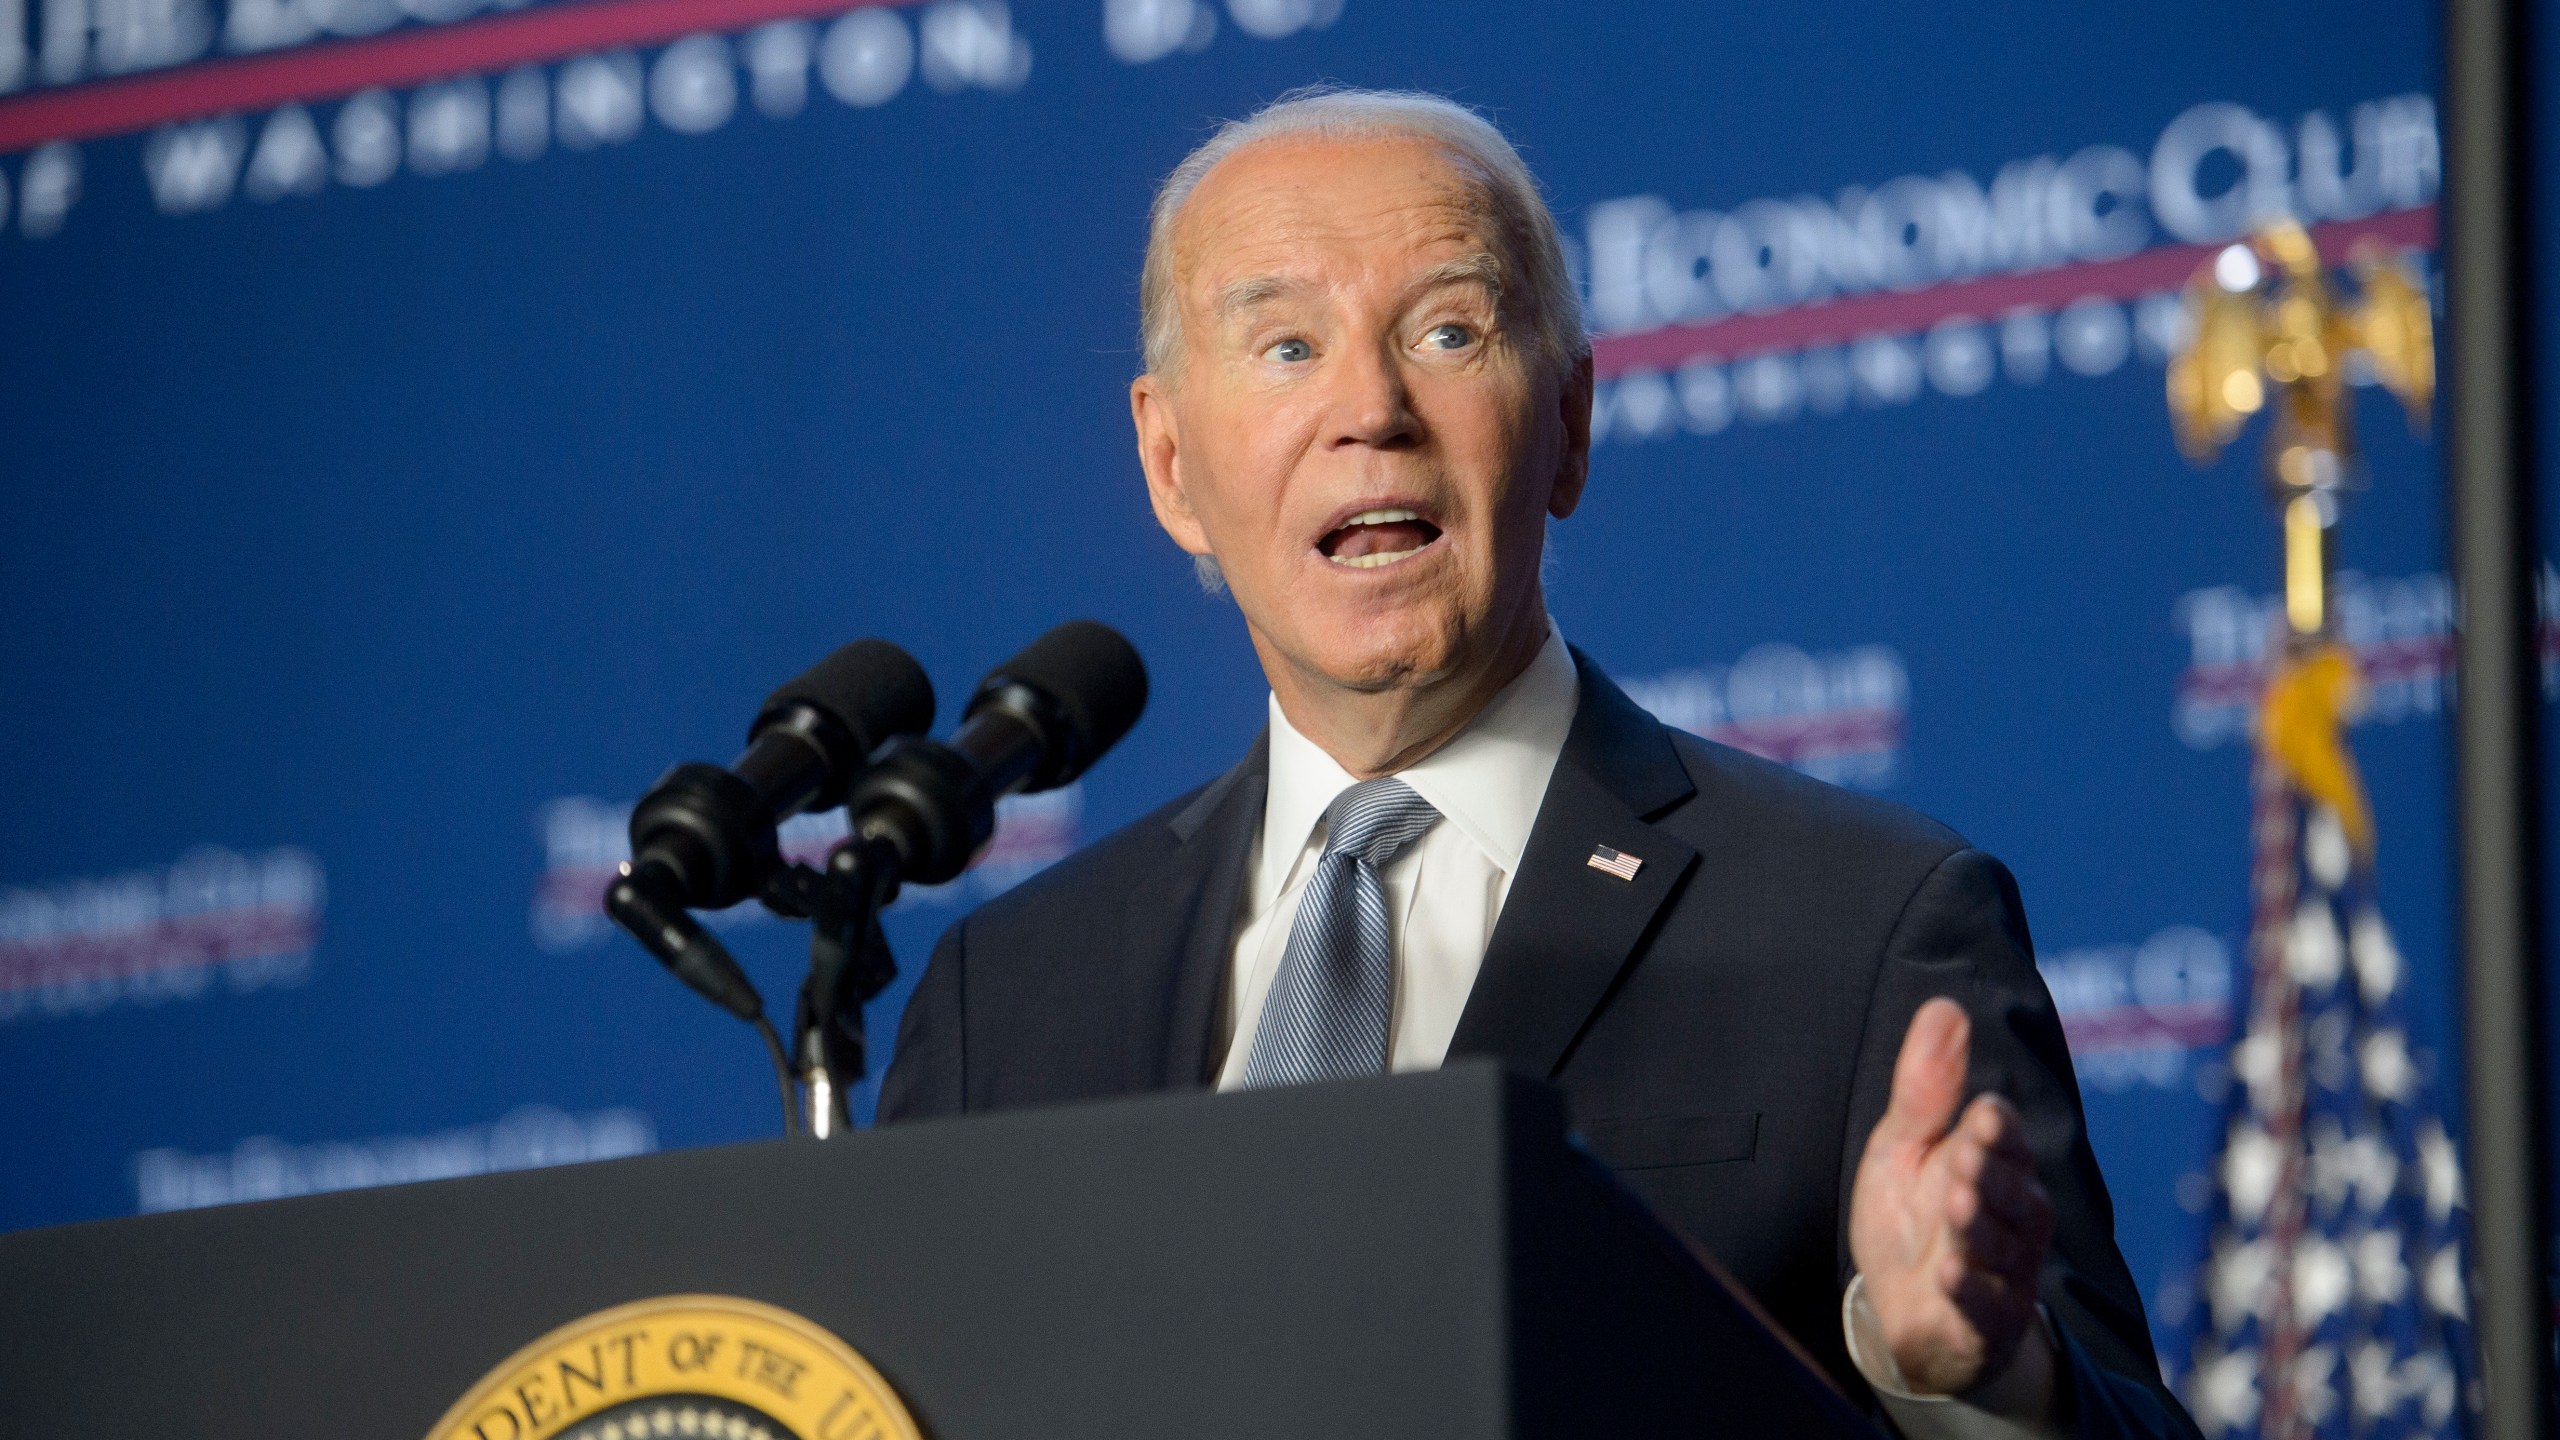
[1323,335,1420,450]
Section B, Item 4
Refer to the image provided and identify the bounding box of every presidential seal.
[423,1294,922,1440]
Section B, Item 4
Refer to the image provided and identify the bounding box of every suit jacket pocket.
[1576,1111,1761,1171]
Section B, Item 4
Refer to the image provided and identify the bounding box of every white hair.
[1137,86,1588,390]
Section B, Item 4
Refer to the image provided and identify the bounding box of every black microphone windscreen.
[756,638,936,757]
[974,620,1149,783]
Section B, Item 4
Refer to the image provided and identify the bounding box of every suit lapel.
[1448,652,1699,1077]
[1120,733,1266,1089]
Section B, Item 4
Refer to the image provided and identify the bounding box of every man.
[882,88,2197,1440]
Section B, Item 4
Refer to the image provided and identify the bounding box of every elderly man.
[881,89,2196,1440]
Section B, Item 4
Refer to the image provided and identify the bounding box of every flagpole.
[2442,0,2552,1432]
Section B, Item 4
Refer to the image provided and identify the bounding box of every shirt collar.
[1256,621,1580,906]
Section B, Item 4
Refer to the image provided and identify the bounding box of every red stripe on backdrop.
[0,0,909,154]
[1590,205,2439,379]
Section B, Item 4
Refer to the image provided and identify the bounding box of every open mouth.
[1318,508,1444,570]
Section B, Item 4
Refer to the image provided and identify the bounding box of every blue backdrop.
[0,0,2477,1363]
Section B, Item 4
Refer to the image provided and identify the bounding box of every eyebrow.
[1210,254,1508,326]
[1410,253,1507,303]
[1213,275,1306,322]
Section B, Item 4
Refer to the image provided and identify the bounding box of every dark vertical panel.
[2443,0,2551,1432]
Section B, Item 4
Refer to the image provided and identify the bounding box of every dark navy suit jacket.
[881,652,2200,1438]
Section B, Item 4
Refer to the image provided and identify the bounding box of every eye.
[1422,323,1476,351]
[1264,337,1313,363]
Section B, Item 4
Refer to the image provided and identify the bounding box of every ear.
[1546,351,1595,520]
[1131,373,1211,557]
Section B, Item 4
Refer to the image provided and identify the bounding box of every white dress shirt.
[1213,621,1579,1087]
[1209,619,2062,1439]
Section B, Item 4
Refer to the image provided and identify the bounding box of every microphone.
[787,622,1144,1134]
[840,620,1147,887]
[606,639,934,1022]
[624,638,936,911]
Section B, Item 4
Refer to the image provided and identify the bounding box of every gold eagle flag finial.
[2165,217,2434,862]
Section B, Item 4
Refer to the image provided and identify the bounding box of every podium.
[0,1062,1877,1437]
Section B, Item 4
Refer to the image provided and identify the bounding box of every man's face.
[1132,136,1591,701]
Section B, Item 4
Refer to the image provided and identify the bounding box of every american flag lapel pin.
[1586,844,1643,881]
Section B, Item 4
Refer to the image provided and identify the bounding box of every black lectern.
[0,1062,1876,1438]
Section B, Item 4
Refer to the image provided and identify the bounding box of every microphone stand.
[761,836,906,1138]
[611,840,910,1142]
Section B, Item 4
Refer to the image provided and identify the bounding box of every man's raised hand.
[1848,997,2058,1397]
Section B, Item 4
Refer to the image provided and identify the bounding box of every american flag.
[2169,646,2479,1438]
[1586,844,1643,881]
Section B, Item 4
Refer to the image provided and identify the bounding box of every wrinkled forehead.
[1169,135,1510,303]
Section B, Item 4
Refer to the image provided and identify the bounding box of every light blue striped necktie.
[1241,777,1444,1088]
